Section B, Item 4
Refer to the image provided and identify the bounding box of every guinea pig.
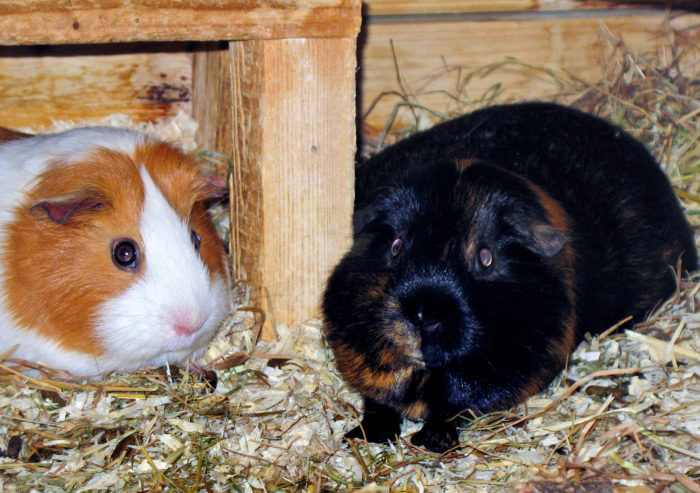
[0,126,231,378]
[323,102,697,453]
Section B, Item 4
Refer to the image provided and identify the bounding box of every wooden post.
[193,38,357,335]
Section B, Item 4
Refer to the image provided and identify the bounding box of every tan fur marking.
[369,367,410,393]
[523,179,576,310]
[378,348,397,367]
[384,318,424,364]
[525,180,571,235]
[333,339,429,417]
[4,149,145,356]
[404,400,429,420]
[463,238,476,270]
[513,179,578,403]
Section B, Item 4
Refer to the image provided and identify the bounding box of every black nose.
[404,301,439,333]
[401,288,459,335]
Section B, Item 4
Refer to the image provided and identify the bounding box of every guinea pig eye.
[112,239,139,270]
[390,238,403,257]
[191,230,201,252]
[478,247,494,268]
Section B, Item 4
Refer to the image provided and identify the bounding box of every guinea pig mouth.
[401,339,425,366]
[408,354,426,368]
[383,318,427,368]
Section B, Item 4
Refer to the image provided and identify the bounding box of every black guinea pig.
[322,102,697,453]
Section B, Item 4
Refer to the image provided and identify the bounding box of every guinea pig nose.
[174,323,200,336]
[413,308,440,332]
[399,281,464,335]
[172,311,204,336]
[403,299,442,333]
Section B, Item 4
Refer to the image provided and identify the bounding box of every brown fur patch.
[4,149,145,356]
[404,399,428,420]
[136,142,227,282]
[548,309,577,369]
[525,180,571,236]
[332,340,429,419]
[384,319,424,365]
[328,265,432,418]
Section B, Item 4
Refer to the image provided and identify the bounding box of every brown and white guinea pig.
[323,102,697,453]
[0,126,231,377]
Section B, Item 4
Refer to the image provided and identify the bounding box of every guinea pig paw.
[411,419,459,454]
[344,417,401,444]
[344,398,403,445]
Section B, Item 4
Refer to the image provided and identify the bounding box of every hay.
[1,19,699,493]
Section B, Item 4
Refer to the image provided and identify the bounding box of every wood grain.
[363,0,697,15]
[192,42,233,157]
[203,38,356,334]
[229,41,266,311]
[0,44,192,129]
[259,39,356,329]
[0,0,362,45]
[360,12,700,134]
[261,38,356,331]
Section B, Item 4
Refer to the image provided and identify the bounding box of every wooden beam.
[360,13,700,134]
[192,38,357,335]
[0,0,362,45]
[363,0,695,16]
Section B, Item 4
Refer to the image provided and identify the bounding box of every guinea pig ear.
[194,174,228,201]
[353,203,378,235]
[509,214,567,258]
[30,189,104,224]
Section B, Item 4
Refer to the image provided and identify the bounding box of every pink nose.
[174,321,202,336]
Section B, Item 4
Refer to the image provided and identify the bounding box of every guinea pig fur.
[0,127,231,378]
[322,102,697,453]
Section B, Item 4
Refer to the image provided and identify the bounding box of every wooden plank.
[363,0,696,16]
[0,44,192,130]
[360,13,700,134]
[366,0,535,15]
[195,38,356,335]
[0,0,362,45]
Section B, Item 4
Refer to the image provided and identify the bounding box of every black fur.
[322,102,697,453]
